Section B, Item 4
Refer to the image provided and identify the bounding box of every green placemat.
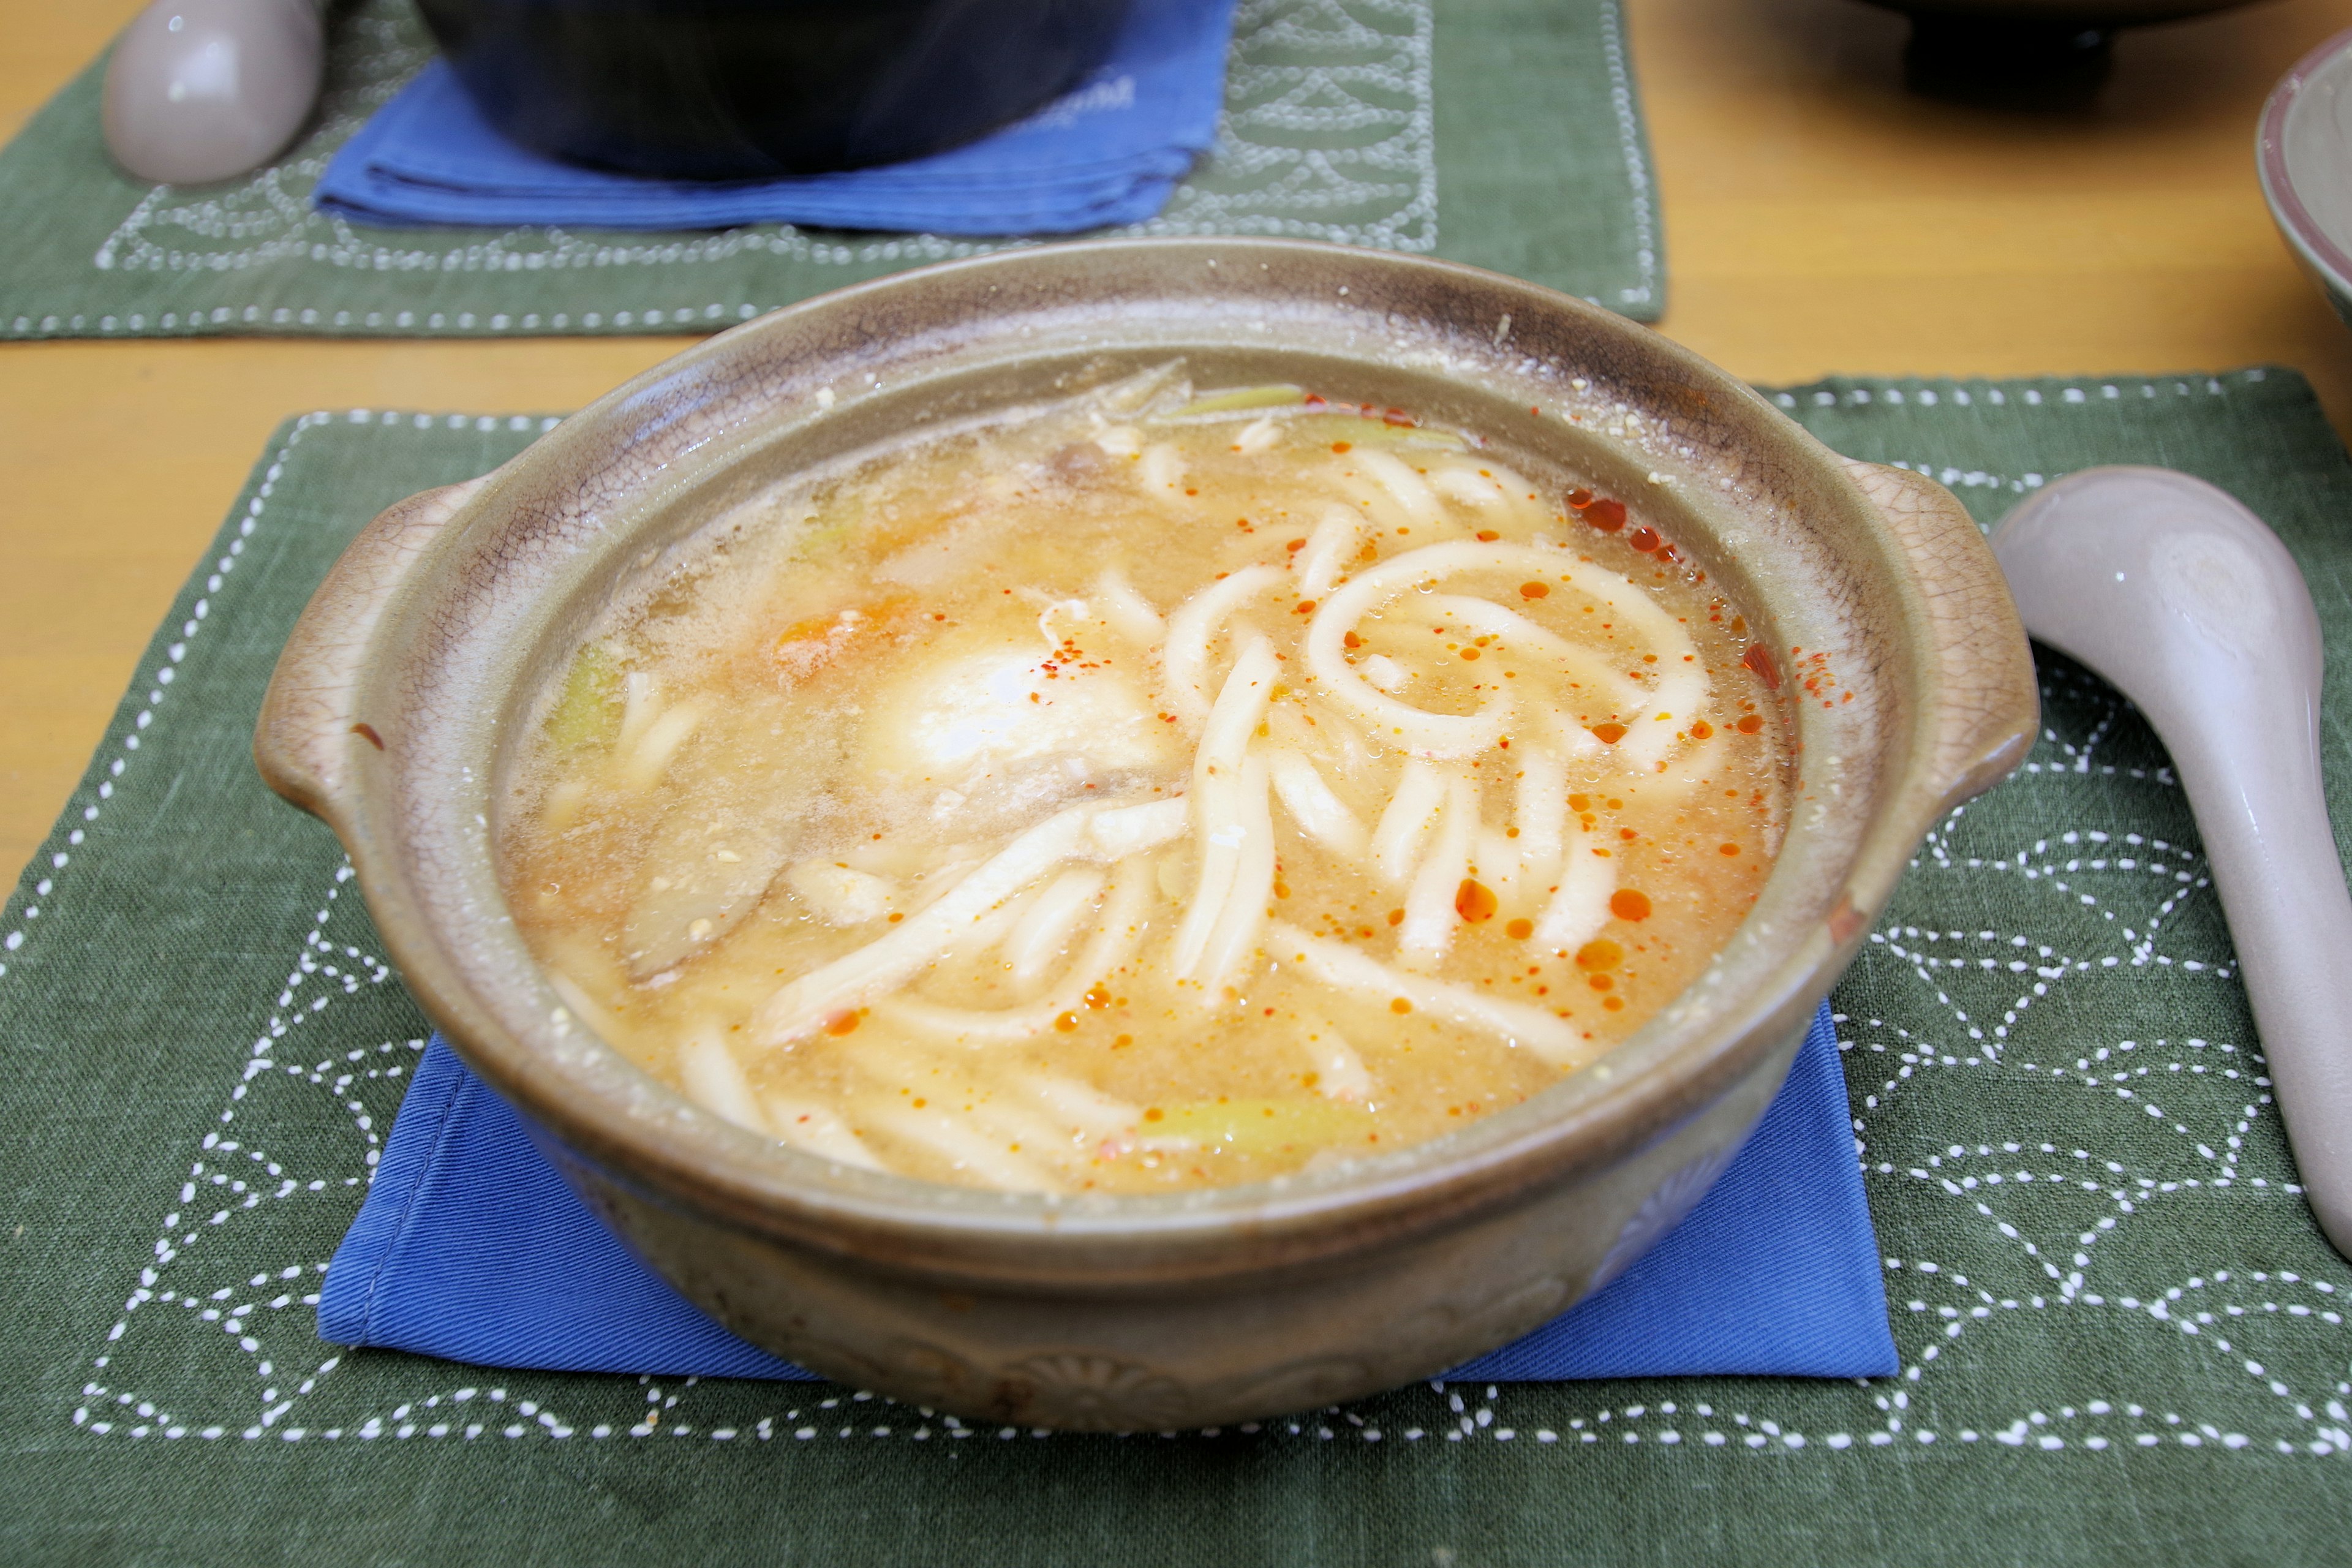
[0,0,1662,342]
[4,369,2348,1564]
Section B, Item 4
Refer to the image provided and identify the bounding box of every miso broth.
[502,369,1793,1194]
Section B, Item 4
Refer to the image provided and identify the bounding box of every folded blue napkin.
[319,1003,1896,1383]
[313,0,1235,234]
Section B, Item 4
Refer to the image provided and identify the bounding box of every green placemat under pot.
[1,369,2347,1565]
[0,0,1663,342]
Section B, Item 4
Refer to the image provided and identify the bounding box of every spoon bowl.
[101,0,324,187]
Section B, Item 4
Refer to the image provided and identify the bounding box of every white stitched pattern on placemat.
[50,383,2352,1458]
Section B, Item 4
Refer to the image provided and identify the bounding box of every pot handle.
[254,478,486,827]
[1844,460,2040,816]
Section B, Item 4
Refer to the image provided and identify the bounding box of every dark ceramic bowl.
[416,0,1134,178]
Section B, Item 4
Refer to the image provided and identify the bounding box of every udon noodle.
[502,368,1793,1193]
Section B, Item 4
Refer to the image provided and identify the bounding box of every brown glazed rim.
[260,237,2032,1292]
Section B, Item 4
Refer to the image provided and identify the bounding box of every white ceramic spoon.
[1991,466,2352,1259]
[101,0,323,186]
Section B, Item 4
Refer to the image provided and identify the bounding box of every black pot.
[416,0,1136,179]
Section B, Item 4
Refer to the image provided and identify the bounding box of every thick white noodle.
[750,802,1099,1044]
[1422,594,1646,713]
[1170,638,1280,978]
[1160,564,1285,726]
[1352,448,1443,526]
[1371,758,1449,886]
[1536,822,1619,954]
[1010,1071,1142,1140]
[1141,442,1185,495]
[619,697,708,791]
[1294,503,1362,599]
[1302,1020,1373,1101]
[1307,540,1703,762]
[1398,774,1477,970]
[1004,866,1109,987]
[1430,466,1506,507]
[938,886,1036,966]
[1512,744,1568,892]
[1333,472,1413,536]
[761,1096,884,1169]
[1479,459,1539,499]
[1089,796,1189,859]
[1642,732,1724,800]
[963,1095,1099,1172]
[1195,752,1275,992]
[1474,823,1525,911]
[1267,749,1366,860]
[1232,415,1282,454]
[855,1099,1067,1192]
[1532,704,1609,766]
[1619,668,1709,767]
[784,860,898,927]
[879,864,1152,1043]
[613,670,660,756]
[546,968,630,1050]
[1268,921,1587,1066]
[1360,654,1408,693]
[1092,568,1167,647]
[679,1030,768,1134]
[1093,423,1143,459]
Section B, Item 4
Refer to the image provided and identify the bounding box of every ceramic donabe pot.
[255,239,2035,1430]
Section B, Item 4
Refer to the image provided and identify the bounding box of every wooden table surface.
[4,0,2350,883]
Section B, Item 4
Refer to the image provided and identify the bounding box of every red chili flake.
[824,1011,861,1037]
[1689,719,1713,739]
[1305,394,1329,410]
[1629,526,1661,552]
[1383,407,1414,427]
[1736,714,1765,734]
[1455,879,1499,923]
[1585,497,1627,532]
[1589,722,1627,744]
[1332,441,1352,454]
[1343,630,1363,650]
[1741,644,1781,688]
[1520,581,1550,600]
[1567,487,1594,510]
[1295,600,1317,616]
[1476,530,1500,542]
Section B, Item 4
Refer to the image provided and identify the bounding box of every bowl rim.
[286,236,2003,1284]
[2259,24,2352,300]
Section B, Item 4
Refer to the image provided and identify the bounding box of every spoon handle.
[1995,467,2352,1256]
[2173,711,2352,1251]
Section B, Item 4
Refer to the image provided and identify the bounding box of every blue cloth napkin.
[319,1003,1897,1382]
[313,0,1235,234]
